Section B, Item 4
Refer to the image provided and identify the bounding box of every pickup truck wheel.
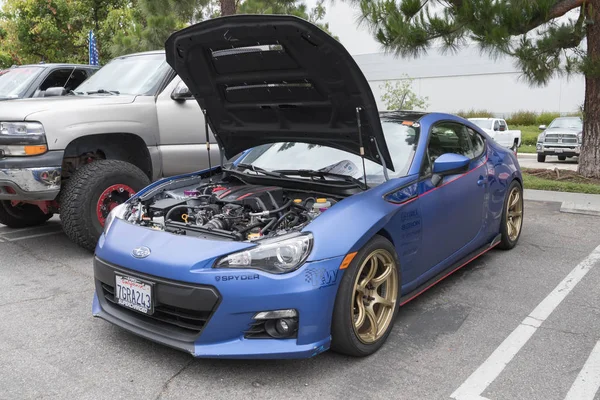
[60,160,150,251]
[558,155,567,161]
[0,201,53,228]
[511,141,518,154]
[537,154,546,163]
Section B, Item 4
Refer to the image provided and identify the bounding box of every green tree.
[380,77,429,111]
[350,0,600,178]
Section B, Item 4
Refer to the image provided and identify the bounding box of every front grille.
[100,283,211,334]
[94,257,221,340]
[545,134,578,144]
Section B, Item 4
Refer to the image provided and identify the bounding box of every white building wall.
[354,47,585,116]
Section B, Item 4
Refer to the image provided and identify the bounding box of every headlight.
[537,132,545,142]
[0,122,45,135]
[0,122,47,156]
[578,132,582,144]
[215,232,313,274]
[104,203,129,235]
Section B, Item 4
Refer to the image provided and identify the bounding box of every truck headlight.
[537,132,545,143]
[578,132,582,144]
[215,232,313,274]
[104,204,129,235]
[0,122,47,156]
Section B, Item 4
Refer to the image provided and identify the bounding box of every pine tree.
[349,0,600,178]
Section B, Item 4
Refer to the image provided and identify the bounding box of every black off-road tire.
[330,235,401,357]
[60,160,150,251]
[498,180,524,250]
[558,155,567,161]
[0,201,53,228]
[537,154,546,162]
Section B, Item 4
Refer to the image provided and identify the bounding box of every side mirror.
[539,125,547,131]
[431,153,470,186]
[44,87,67,97]
[171,82,194,102]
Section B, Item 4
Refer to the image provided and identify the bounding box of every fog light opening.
[245,309,299,339]
[264,318,298,339]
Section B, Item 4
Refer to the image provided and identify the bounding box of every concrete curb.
[524,189,600,217]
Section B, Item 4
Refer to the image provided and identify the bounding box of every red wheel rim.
[96,184,135,226]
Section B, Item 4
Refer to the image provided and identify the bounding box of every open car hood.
[165,15,394,171]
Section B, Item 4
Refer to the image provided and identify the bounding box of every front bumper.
[92,252,343,359]
[536,143,580,157]
[0,151,63,200]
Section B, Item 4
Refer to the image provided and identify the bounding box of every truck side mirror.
[45,87,67,97]
[539,125,547,131]
[171,82,194,102]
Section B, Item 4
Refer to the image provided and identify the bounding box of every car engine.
[125,181,338,241]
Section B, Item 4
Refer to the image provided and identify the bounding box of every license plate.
[554,149,564,153]
[115,274,153,315]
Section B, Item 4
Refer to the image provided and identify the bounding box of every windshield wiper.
[230,163,284,178]
[273,169,367,189]
[86,89,120,95]
[69,90,84,95]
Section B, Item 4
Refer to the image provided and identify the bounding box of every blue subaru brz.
[92,15,523,359]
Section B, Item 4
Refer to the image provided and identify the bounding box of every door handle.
[477,176,487,187]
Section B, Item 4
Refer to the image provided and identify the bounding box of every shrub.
[455,109,495,118]
[506,110,537,126]
[536,112,561,126]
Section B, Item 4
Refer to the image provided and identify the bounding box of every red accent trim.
[399,242,498,306]
[237,192,255,200]
[218,190,232,198]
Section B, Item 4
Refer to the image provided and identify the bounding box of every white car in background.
[469,118,522,153]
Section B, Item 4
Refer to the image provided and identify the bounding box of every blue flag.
[89,30,99,66]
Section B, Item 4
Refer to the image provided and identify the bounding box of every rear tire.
[60,160,150,251]
[498,180,524,250]
[0,201,52,228]
[331,235,400,357]
[510,141,518,154]
[537,154,546,162]
[558,155,567,161]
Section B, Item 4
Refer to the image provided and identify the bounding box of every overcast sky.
[305,0,382,55]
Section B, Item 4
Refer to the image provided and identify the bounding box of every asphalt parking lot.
[1,200,600,400]
[517,153,579,171]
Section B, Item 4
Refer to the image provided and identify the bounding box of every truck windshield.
[74,53,171,96]
[548,118,583,130]
[0,67,43,99]
[470,120,493,130]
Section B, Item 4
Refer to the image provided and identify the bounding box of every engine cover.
[214,185,284,212]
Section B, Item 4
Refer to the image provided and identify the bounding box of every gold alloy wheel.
[506,186,523,241]
[351,249,398,344]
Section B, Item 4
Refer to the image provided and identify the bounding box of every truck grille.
[544,133,578,144]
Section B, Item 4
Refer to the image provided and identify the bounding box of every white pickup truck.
[468,118,521,152]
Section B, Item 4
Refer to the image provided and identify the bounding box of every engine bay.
[124,177,340,241]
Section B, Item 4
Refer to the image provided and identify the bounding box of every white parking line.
[3,231,63,242]
[564,341,600,400]
[451,244,600,400]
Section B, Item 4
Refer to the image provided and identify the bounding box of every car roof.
[113,50,165,59]
[12,63,99,69]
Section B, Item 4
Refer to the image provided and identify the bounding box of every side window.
[493,120,500,131]
[467,128,486,158]
[39,68,74,91]
[422,122,474,175]
[64,69,89,91]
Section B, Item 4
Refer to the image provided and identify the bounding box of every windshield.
[74,53,171,96]
[0,67,43,99]
[238,119,420,186]
[548,117,583,130]
[470,119,493,130]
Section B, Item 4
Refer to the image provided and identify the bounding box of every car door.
[416,121,489,276]
[155,76,221,177]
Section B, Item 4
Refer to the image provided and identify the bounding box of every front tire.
[60,160,150,251]
[537,154,546,162]
[331,235,400,357]
[0,201,53,228]
[498,180,524,250]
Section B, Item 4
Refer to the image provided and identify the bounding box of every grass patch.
[522,168,600,194]
[514,125,541,146]
[519,144,536,153]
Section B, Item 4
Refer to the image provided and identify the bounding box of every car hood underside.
[165,14,395,171]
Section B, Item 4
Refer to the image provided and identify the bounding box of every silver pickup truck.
[0,51,218,250]
[536,116,583,162]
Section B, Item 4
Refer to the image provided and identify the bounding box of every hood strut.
[356,107,368,188]
[203,109,213,182]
